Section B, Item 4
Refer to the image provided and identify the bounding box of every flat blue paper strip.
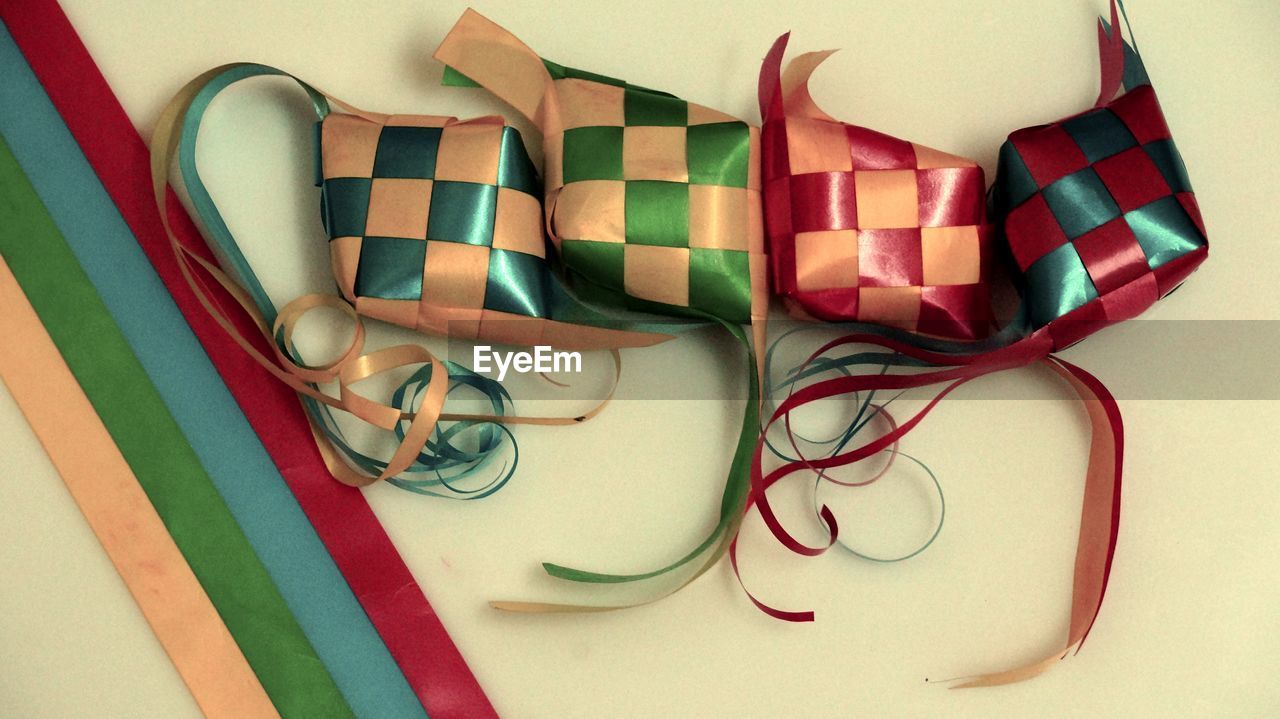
[0,24,427,719]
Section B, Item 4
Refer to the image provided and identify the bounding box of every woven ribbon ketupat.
[737,0,1208,687]
[435,10,768,333]
[153,64,676,491]
[760,34,994,339]
[436,9,771,611]
[993,13,1207,343]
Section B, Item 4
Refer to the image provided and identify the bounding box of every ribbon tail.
[433,8,555,129]
[950,356,1122,688]
[948,646,1074,689]
[490,516,745,615]
[758,33,789,122]
[491,321,758,610]
[1051,356,1124,651]
[778,49,842,124]
[1096,0,1126,106]
[1097,0,1150,101]
[747,327,1054,555]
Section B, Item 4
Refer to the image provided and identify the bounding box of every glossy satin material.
[993,2,1208,345]
[435,9,766,327]
[759,34,993,340]
[319,107,668,349]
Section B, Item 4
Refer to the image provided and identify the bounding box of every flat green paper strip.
[0,134,352,718]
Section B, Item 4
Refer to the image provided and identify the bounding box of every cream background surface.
[1,1,1278,717]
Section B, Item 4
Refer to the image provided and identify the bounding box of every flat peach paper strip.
[0,256,278,719]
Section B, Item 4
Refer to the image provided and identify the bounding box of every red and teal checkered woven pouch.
[992,8,1208,347]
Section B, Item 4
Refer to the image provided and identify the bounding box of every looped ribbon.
[756,327,946,567]
[151,63,638,489]
[736,316,1126,689]
[733,0,1207,687]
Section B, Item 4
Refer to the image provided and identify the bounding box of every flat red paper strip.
[0,2,497,716]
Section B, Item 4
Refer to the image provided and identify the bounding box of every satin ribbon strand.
[774,352,942,563]
[814,449,947,565]
[1046,356,1124,652]
[272,353,515,494]
[150,69,447,483]
[729,419,942,622]
[762,323,876,458]
[751,337,1123,680]
[490,319,758,611]
[766,332,906,488]
[735,327,1055,619]
[946,356,1121,688]
[387,371,520,499]
[732,363,999,619]
[766,334,919,480]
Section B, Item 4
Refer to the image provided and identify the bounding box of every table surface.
[2,1,1278,717]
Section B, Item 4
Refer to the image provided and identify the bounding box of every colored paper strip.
[0,255,278,719]
[0,2,497,715]
[0,25,425,719]
[0,133,352,718]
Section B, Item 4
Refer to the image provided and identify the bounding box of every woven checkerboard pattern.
[759,42,991,340]
[318,112,550,336]
[994,83,1208,333]
[541,64,764,324]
